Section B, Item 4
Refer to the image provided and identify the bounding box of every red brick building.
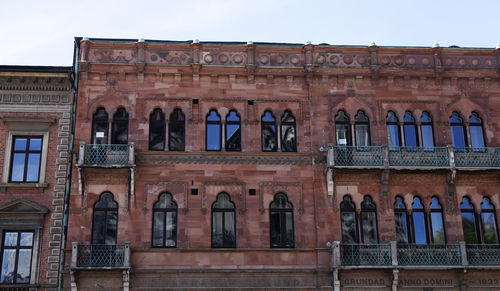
[64,38,500,291]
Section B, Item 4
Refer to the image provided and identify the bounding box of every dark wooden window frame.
[269,193,295,248]
[0,230,34,284]
[211,193,236,248]
[9,136,43,183]
[152,193,178,248]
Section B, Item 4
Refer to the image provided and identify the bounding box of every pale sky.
[1,0,498,66]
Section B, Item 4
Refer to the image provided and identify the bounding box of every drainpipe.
[58,37,81,291]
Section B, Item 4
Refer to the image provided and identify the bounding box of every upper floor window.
[403,112,418,149]
[386,111,400,149]
[92,192,118,245]
[0,231,33,284]
[152,193,178,248]
[420,112,435,148]
[469,112,485,149]
[411,197,427,244]
[340,195,357,243]
[149,108,165,151]
[111,108,129,144]
[9,136,42,183]
[225,110,241,152]
[360,196,378,243]
[394,196,409,244]
[211,193,236,248]
[480,197,498,244]
[270,193,294,248]
[450,112,467,149]
[92,107,109,144]
[262,111,278,152]
[281,111,297,152]
[206,110,222,151]
[169,109,185,151]
[429,197,446,244]
[354,111,370,146]
[460,197,478,244]
[335,110,350,146]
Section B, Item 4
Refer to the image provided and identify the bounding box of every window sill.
[0,183,49,193]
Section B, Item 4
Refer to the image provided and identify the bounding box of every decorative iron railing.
[333,146,384,167]
[454,147,500,168]
[388,147,449,168]
[82,144,130,165]
[397,244,461,266]
[466,244,500,265]
[341,243,392,266]
[76,244,126,268]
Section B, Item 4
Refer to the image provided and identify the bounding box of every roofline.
[0,65,72,73]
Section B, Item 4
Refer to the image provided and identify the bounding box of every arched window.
[460,197,479,244]
[386,111,400,149]
[92,192,118,244]
[149,109,165,150]
[420,112,434,148]
[429,197,446,244]
[335,110,351,146]
[281,111,297,152]
[169,109,185,151]
[152,193,177,248]
[225,110,241,152]
[411,197,427,244]
[450,112,467,149]
[394,196,409,244]
[111,108,129,144]
[480,197,499,244]
[403,112,418,149]
[360,196,378,243]
[354,111,370,146]
[261,111,277,152]
[469,112,485,150]
[92,107,109,144]
[340,195,358,243]
[269,193,294,248]
[211,193,236,248]
[206,110,221,151]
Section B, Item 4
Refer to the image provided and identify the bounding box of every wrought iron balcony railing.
[71,242,131,269]
[78,142,135,166]
[331,146,384,167]
[454,147,500,168]
[389,147,449,168]
[397,244,461,266]
[466,244,500,265]
[341,243,392,266]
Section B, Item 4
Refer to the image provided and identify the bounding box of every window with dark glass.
[480,197,499,244]
[460,197,479,244]
[225,110,241,152]
[360,196,378,243]
[206,110,221,151]
[411,197,427,244]
[420,112,435,149]
[92,192,118,245]
[211,193,236,248]
[281,111,297,152]
[394,196,409,244]
[92,107,109,144]
[111,108,129,144]
[335,110,351,146]
[403,112,418,149]
[469,112,485,150]
[261,111,277,152]
[0,231,33,284]
[450,112,467,149]
[270,193,294,248]
[169,109,185,151]
[149,109,165,151]
[340,195,358,243]
[354,111,370,146]
[9,136,42,183]
[386,111,400,149]
[429,197,446,244]
[152,193,177,248]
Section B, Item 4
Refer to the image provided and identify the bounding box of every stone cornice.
[0,76,72,92]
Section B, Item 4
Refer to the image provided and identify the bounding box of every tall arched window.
[169,109,185,151]
[111,108,129,144]
[450,112,467,149]
[92,107,109,144]
[386,111,400,149]
[225,110,241,152]
[261,111,277,152]
[461,197,479,244]
[281,111,297,152]
[92,192,118,245]
[469,112,485,150]
[149,108,165,150]
[152,193,177,248]
[335,110,351,146]
[360,196,378,243]
[354,111,370,146]
[269,193,294,248]
[394,196,409,244]
[211,193,236,248]
[411,197,427,244]
[206,110,221,151]
[480,197,499,244]
[340,195,358,243]
[420,112,435,148]
[429,197,446,244]
[403,112,418,149]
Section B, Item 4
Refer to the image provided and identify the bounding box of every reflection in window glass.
[111,108,129,144]
[340,196,357,243]
[394,197,409,244]
[450,112,467,149]
[1,231,33,284]
[153,193,178,247]
[411,197,427,244]
[206,110,221,151]
[480,197,499,244]
[386,112,400,149]
[149,109,165,150]
[225,110,241,151]
[460,197,478,244]
[281,111,297,152]
[430,197,445,244]
[469,113,485,149]
[420,112,434,148]
[92,192,118,245]
[92,107,109,144]
[10,137,42,183]
[335,111,350,146]
[403,112,418,149]
[261,111,277,152]
[270,193,294,248]
[360,196,378,243]
[212,193,236,248]
[169,109,185,151]
[354,111,370,146]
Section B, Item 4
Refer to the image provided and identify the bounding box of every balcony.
[397,244,461,266]
[70,242,131,269]
[466,244,500,266]
[340,243,392,266]
[77,142,135,167]
[454,147,500,168]
[388,147,449,168]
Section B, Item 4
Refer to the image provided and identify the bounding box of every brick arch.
[445,98,485,125]
[87,92,133,120]
[331,97,374,123]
